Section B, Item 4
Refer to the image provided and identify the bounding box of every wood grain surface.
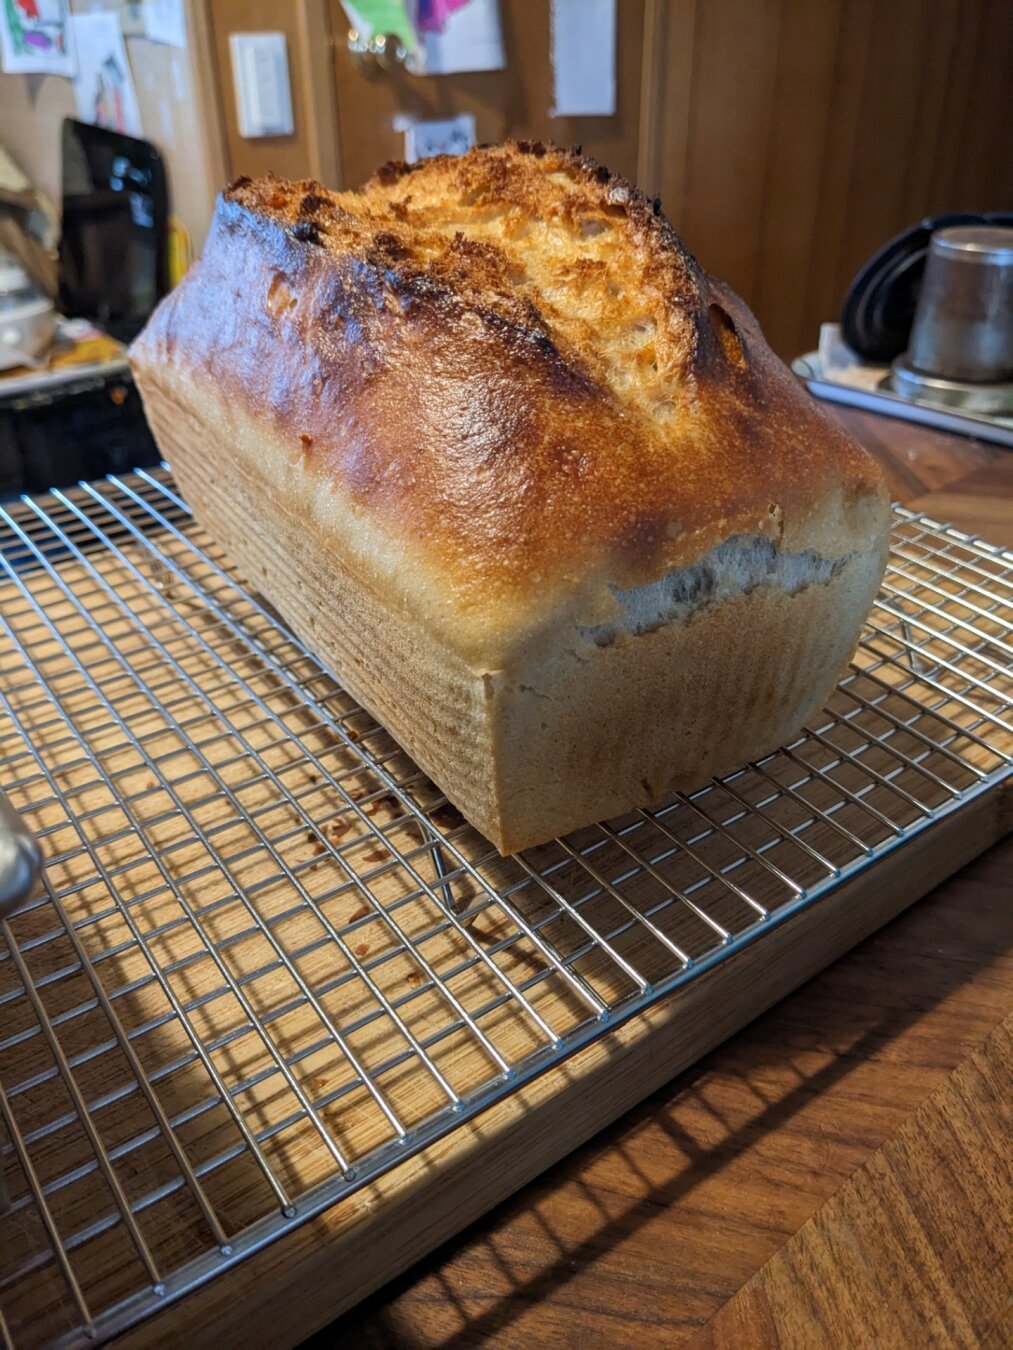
[105,789,1006,1349]
[324,0,647,189]
[696,1015,1013,1350]
[317,410,1013,1348]
[108,410,1011,1348]
[205,0,341,190]
[2,409,1009,1348]
[330,838,1013,1349]
[644,0,1013,358]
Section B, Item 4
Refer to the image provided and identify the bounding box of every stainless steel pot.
[905,225,1013,383]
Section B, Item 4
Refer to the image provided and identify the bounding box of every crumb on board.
[362,848,389,863]
[303,828,327,856]
[406,971,422,988]
[329,818,350,839]
[348,903,371,922]
[328,726,358,744]
[353,942,370,958]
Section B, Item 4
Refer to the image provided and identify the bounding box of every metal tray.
[793,351,1013,449]
[1,469,1010,1347]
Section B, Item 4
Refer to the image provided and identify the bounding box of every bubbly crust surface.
[131,142,887,665]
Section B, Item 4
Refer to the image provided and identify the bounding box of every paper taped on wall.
[550,0,616,117]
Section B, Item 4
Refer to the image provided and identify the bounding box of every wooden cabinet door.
[327,0,646,189]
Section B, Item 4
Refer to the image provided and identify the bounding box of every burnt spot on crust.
[448,231,507,267]
[291,219,325,247]
[374,161,406,186]
[374,159,423,186]
[368,231,410,264]
[299,192,331,215]
[228,174,253,193]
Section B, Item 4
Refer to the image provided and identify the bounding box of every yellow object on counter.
[167,217,193,288]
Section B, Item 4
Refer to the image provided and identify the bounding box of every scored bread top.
[132,142,888,663]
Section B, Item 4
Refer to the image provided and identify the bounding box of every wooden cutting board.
[695,1009,1013,1350]
[115,785,1010,1348]
[1,477,1010,1348]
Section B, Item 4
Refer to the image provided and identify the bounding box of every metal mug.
[906,225,1013,383]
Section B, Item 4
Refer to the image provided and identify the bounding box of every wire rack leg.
[426,830,460,914]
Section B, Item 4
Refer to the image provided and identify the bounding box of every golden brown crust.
[131,143,887,661]
[145,382,888,853]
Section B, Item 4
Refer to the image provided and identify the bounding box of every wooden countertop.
[326,408,1013,1348]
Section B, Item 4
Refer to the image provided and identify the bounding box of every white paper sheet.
[550,0,616,117]
[144,0,187,48]
[0,0,76,77]
[404,113,477,163]
[70,11,143,139]
[417,0,504,76]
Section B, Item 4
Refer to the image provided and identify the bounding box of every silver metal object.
[904,225,1013,383]
[791,349,1013,448]
[0,469,1010,1347]
[889,357,1013,417]
[0,788,40,919]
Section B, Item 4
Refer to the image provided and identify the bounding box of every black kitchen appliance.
[58,118,169,343]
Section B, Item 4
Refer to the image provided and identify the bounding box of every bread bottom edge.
[136,376,887,854]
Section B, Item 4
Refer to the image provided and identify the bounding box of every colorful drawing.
[93,53,129,133]
[70,12,143,140]
[0,0,75,75]
[416,0,473,35]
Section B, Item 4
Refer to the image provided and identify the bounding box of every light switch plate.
[228,32,294,139]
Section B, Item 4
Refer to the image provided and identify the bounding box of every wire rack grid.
[0,468,1010,1347]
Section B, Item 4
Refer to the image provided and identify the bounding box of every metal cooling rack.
[0,469,1010,1348]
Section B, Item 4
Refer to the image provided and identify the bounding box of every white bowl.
[0,296,57,371]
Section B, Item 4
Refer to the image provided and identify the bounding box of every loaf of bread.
[130,143,890,853]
